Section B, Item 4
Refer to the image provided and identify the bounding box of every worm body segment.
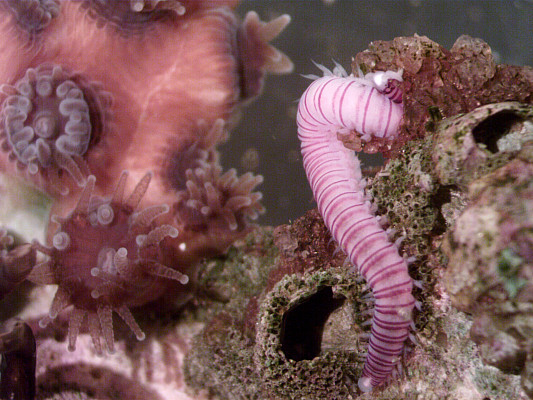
[296,66,414,392]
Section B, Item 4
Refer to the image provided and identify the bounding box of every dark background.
[221,0,533,226]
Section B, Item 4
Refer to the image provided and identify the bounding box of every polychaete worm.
[296,62,414,392]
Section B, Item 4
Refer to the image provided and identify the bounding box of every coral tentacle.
[67,308,87,352]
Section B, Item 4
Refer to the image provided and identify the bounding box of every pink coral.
[0,0,293,397]
[0,0,292,203]
[0,63,112,194]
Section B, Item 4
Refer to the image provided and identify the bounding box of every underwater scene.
[0,1,532,399]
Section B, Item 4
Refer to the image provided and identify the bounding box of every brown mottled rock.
[353,34,533,156]
[268,209,346,291]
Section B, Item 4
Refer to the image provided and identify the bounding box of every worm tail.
[297,74,413,392]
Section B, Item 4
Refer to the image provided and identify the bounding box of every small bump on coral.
[97,204,114,225]
[52,231,70,250]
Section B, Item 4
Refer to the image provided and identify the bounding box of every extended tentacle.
[130,204,169,228]
[126,172,151,209]
[116,305,145,341]
[137,225,178,248]
[73,175,96,214]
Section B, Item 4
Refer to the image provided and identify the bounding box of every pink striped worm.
[296,63,414,392]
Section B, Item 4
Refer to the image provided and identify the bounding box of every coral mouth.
[0,64,112,193]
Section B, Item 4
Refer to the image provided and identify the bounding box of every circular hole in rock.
[280,286,346,361]
[472,111,524,153]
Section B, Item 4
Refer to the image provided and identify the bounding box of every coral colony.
[0,2,532,400]
[0,1,291,398]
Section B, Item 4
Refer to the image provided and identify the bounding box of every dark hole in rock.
[430,184,461,235]
[280,286,345,361]
[472,111,523,153]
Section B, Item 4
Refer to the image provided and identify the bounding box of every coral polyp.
[1,0,60,35]
[175,152,264,233]
[162,119,228,193]
[28,171,188,354]
[237,11,293,100]
[0,64,111,193]
[79,0,185,32]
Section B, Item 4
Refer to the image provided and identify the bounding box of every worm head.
[365,69,404,91]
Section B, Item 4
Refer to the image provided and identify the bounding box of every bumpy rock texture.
[184,211,371,400]
[354,34,533,156]
[443,144,533,395]
[183,35,532,399]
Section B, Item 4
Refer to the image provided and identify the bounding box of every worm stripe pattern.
[296,64,414,392]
